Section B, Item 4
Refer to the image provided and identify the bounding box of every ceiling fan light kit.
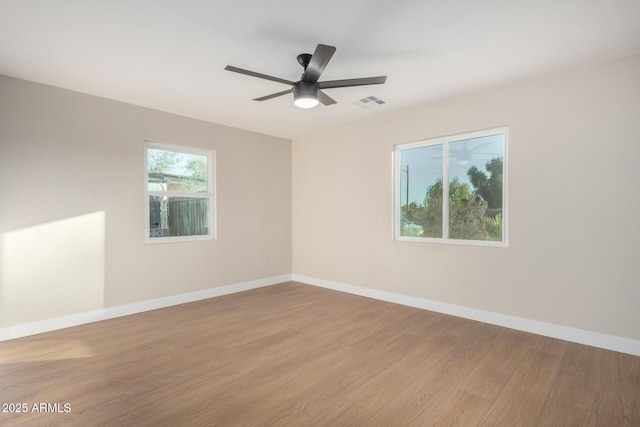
[293,82,320,108]
[225,44,386,109]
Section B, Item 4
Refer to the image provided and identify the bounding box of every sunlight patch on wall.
[0,212,105,327]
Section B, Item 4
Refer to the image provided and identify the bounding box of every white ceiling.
[1,1,639,140]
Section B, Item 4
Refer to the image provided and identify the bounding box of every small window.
[144,141,215,243]
[395,128,507,246]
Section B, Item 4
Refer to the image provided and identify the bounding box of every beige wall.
[0,75,292,327]
[292,54,640,341]
[2,54,639,342]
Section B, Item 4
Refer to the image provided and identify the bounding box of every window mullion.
[148,191,211,198]
[442,141,449,240]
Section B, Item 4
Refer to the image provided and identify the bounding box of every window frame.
[144,140,216,244]
[394,127,508,247]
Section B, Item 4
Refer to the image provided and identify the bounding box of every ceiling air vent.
[352,96,386,109]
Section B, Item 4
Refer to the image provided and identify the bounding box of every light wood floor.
[0,282,638,426]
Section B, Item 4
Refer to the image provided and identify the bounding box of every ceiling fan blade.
[318,90,337,106]
[253,88,293,101]
[225,65,295,86]
[301,44,336,83]
[318,76,386,89]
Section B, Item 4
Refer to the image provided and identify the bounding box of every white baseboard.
[292,274,640,356]
[4,273,639,356]
[0,274,293,342]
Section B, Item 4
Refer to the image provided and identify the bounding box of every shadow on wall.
[0,211,106,328]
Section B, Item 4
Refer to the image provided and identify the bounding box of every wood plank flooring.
[0,282,638,426]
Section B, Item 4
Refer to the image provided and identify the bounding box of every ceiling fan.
[225,44,387,109]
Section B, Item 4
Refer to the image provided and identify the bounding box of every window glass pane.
[448,134,504,241]
[149,196,209,238]
[399,144,443,238]
[147,148,208,193]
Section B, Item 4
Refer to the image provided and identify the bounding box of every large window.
[395,128,507,246]
[144,141,215,243]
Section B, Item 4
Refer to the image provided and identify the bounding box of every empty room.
[1,1,639,425]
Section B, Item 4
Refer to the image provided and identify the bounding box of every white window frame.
[144,141,216,244]
[394,127,508,247]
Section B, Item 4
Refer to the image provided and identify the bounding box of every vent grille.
[352,96,386,109]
